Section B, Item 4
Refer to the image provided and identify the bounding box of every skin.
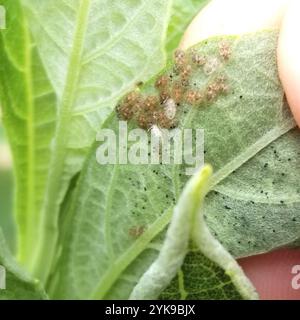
[181,0,300,300]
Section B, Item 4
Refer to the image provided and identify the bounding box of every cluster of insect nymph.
[117,40,231,134]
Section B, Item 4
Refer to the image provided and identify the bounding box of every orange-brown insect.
[137,113,152,129]
[174,49,185,64]
[191,50,206,66]
[124,91,140,104]
[219,40,231,60]
[171,81,184,103]
[179,64,192,87]
[206,76,229,101]
[206,83,219,101]
[216,75,230,93]
[117,103,134,120]
[181,64,192,78]
[156,111,177,129]
[155,75,169,90]
[185,90,203,105]
[159,89,171,104]
[129,226,145,238]
[144,95,159,112]
[174,49,187,73]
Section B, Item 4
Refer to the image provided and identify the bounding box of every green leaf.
[49,31,300,300]
[166,0,210,58]
[130,165,258,300]
[21,0,172,282]
[50,31,300,299]
[0,121,15,251]
[205,128,300,257]
[0,0,56,267]
[0,169,15,252]
[0,229,46,300]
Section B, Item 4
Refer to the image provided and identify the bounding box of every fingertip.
[278,0,300,127]
[239,249,300,300]
[180,0,289,50]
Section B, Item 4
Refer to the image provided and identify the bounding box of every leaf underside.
[50,31,300,299]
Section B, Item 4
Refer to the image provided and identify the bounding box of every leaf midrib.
[32,0,92,282]
[23,16,35,264]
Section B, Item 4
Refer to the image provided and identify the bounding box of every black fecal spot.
[166,194,169,198]
[144,187,147,191]
[224,205,231,210]
[250,201,255,205]
[292,218,297,222]
[273,230,276,233]
[214,191,218,195]
[260,190,264,194]
[240,95,243,99]
[288,158,291,161]
[281,173,285,177]
[238,241,241,244]
[262,216,265,219]
[280,200,285,204]
[264,163,268,168]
